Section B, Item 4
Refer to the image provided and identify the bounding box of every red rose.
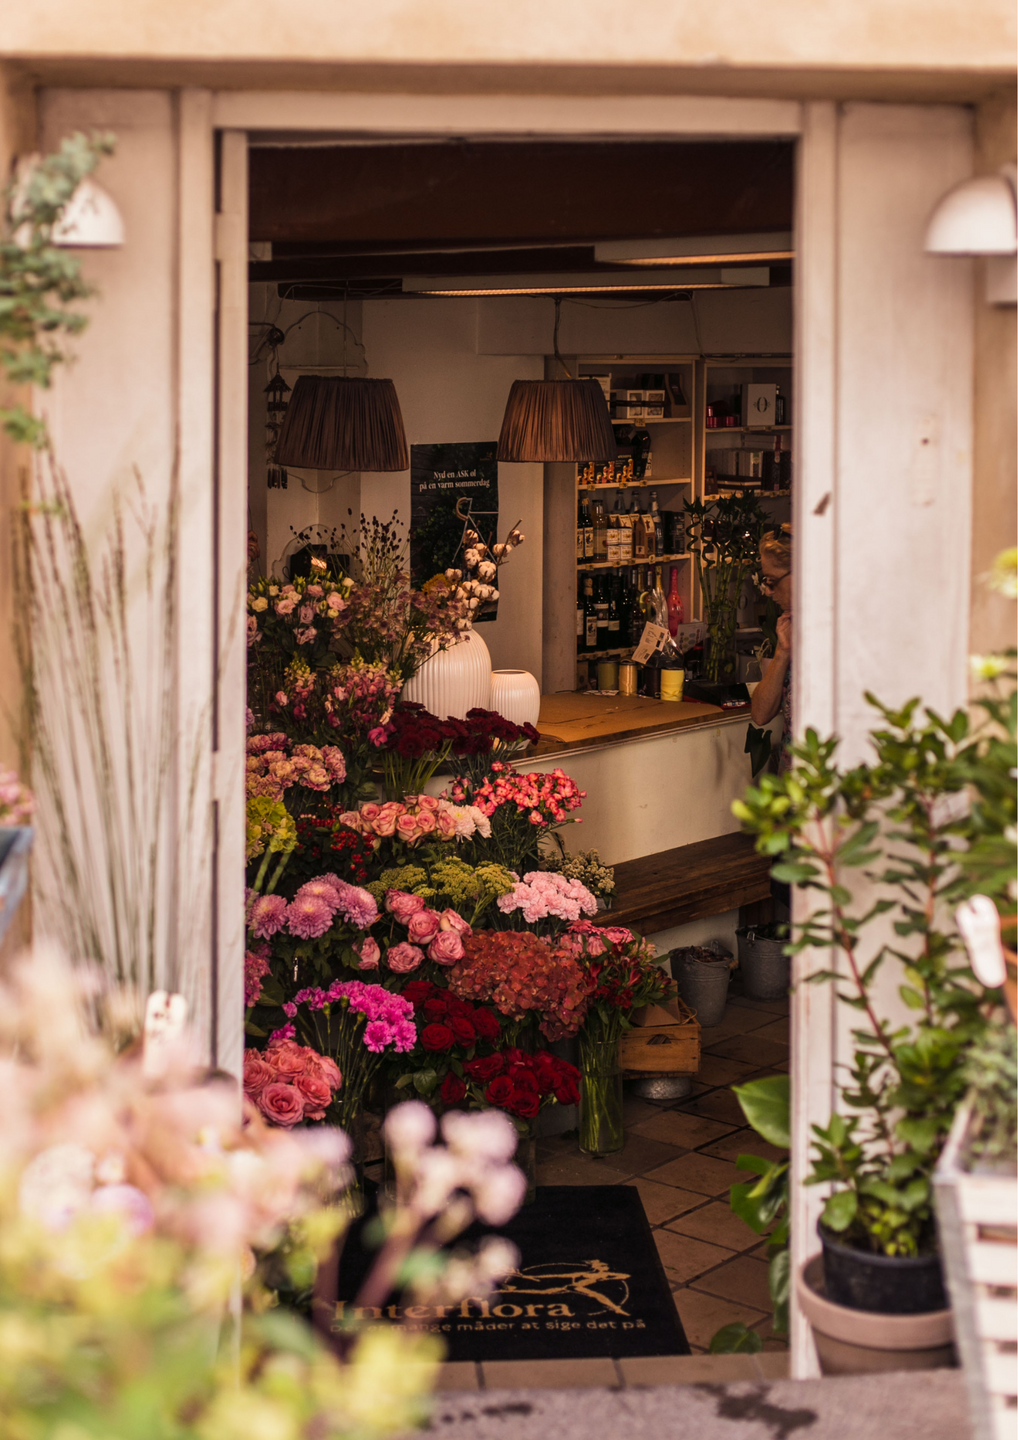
[511,1085,541,1120]
[473,1008,501,1043]
[485,1075,515,1108]
[440,1072,467,1105]
[555,1072,580,1106]
[421,1022,456,1052]
[402,980,434,1007]
[423,994,451,1019]
[465,1054,504,1083]
[448,1014,477,1046]
[258,1081,305,1129]
[534,1054,559,1091]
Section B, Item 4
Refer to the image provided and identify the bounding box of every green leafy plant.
[683,492,768,682]
[1,131,114,445]
[710,1075,790,1353]
[961,1023,1017,1169]
[734,678,1015,1257]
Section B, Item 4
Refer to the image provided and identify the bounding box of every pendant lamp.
[496,378,618,463]
[274,375,409,472]
[496,298,617,464]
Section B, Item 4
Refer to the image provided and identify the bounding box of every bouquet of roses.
[373,704,541,794]
[447,762,584,872]
[247,731,347,805]
[449,929,590,1042]
[242,1037,343,1129]
[367,856,516,931]
[380,890,473,975]
[277,978,416,1131]
[462,1046,580,1124]
[394,978,504,1108]
[338,793,491,852]
[495,870,598,936]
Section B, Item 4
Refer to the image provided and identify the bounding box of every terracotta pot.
[797,1255,955,1375]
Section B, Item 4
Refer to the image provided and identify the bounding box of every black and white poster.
[410,441,499,622]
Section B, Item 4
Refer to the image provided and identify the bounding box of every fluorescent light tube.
[402,267,770,296]
[595,233,793,266]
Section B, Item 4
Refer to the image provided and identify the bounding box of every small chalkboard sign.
[410,442,499,622]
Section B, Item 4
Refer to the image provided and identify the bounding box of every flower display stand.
[934,1102,1018,1440]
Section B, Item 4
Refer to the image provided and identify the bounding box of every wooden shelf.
[577,477,692,490]
[577,645,636,660]
[612,415,692,425]
[705,425,793,435]
[577,552,692,570]
[703,490,791,501]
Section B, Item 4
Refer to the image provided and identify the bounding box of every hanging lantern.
[265,367,291,491]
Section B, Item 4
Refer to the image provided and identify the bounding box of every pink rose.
[267,1043,307,1080]
[315,1054,342,1091]
[355,936,381,970]
[417,794,440,812]
[435,810,458,839]
[396,813,419,842]
[387,942,425,973]
[377,802,403,822]
[294,1070,333,1120]
[373,809,400,838]
[338,811,361,831]
[407,908,441,944]
[242,1051,274,1099]
[439,909,472,937]
[360,802,381,822]
[414,810,437,835]
[326,592,343,610]
[387,891,426,922]
[258,1082,304,1128]
[299,604,315,624]
[428,930,465,965]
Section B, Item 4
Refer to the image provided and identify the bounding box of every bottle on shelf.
[581,495,594,558]
[667,565,684,636]
[607,495,622,567]
[576,578,585,646]
[651,565,668,628]
[632,494,649,561]
[583,576,598,653]
[632,428,653,480]
[618,492,634,563]
[650,490,665,557]
[775,387,787,425]
[607,573,621,645]
[592,498,608,562]
[595,575,609,649]
[576,495,585,560]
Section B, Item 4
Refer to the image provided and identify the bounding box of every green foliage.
[962,1024,1017,1168]
[683,492,768,682]
[733,675,1016,1257]
[1,131,115,444]
[709,1322,763,1355]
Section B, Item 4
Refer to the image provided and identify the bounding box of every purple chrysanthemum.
[248,893,288,938]
[296,879,342,911]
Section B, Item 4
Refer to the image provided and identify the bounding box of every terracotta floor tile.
[748,1018,792,1044]
[670,1286,768,1351]
[653,1229,734,1284]
[701,1033,789,1068]
[609,1132,687,1176]
[699,1127,788,1164]
[645,1151,743,1197]
[481,1356,618,1390]
[728,994,790,1016]
[629,1110,736,1149]
[665,1199,762,1252]
[621,1094,665,1125]
[699,1006,780,1041]
[691,1253,773,1312]
[675,1089,747,1125]
[623,1177,705,1225]
[694,1054,757,1087]
[535,1155,633,1187]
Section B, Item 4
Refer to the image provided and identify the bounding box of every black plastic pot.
[819,1224,948,1315]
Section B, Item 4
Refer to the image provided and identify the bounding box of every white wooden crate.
[934,1103,1018,1440]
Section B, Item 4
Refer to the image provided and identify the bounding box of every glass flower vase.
[513,1122,538,1206]
[578,1034,624,1157]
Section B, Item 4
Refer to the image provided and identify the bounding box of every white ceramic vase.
[401,626,492,719]
[490,669,542,728]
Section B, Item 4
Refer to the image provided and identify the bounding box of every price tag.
[632,623,668,665]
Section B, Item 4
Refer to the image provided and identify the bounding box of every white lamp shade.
[490,669,542,729]
[924,169,1017,256]
[52,177,125,248]
[401,627,492,719]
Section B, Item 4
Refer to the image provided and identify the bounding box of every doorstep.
[421,1368,970,1440]
[435,1349,788,1391]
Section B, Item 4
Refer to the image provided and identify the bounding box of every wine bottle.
[650,490,664,557]
[583,577,598,653]
[592,499,608,562]
[667,565,684,637]
[576,495,585,560]
[632,495,649,560]
[582,495,594,559]
[607,573,621,643]
[576,579,585,647]
[607,492,622,567]
[595,576,609,649]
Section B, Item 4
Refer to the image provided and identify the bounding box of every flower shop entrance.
[37,86,976,1379]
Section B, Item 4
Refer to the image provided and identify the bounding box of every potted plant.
[735,675,1015,1372]
[683,492,767,684]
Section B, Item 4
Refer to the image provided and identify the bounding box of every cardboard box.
[631,996,688,1026]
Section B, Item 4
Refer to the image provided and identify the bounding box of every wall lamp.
[924,165,1016,305]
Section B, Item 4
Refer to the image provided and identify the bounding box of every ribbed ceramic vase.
[401,626,492,719]
[490,669,541,728]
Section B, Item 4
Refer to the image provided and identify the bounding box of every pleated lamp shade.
[496,379,618,463]
[274,375,410,472]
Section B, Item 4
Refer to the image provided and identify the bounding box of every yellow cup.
[660,668,685,702]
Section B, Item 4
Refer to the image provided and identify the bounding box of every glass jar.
[578,1034,625,1157]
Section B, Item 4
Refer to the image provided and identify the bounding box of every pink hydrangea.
[496,871,598,925]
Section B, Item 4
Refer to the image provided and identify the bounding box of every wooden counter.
[529,691,750,759]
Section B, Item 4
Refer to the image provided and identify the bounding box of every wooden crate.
[619,998,700,1075]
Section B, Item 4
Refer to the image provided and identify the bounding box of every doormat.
[332,1185,691,1361]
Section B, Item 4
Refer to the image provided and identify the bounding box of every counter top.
[528,691,750,758]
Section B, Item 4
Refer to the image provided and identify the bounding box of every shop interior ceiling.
[247,139,794,300]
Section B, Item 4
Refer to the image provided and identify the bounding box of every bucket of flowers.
[559,921,673,1158]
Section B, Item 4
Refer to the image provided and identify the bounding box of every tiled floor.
[536,986,790,1354]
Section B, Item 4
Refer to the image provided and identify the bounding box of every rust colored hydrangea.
[449,929,590,1041]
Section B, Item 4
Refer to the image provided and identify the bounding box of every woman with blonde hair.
[750,525,793,772]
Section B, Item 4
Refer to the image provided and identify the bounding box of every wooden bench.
[594,831,772,938]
